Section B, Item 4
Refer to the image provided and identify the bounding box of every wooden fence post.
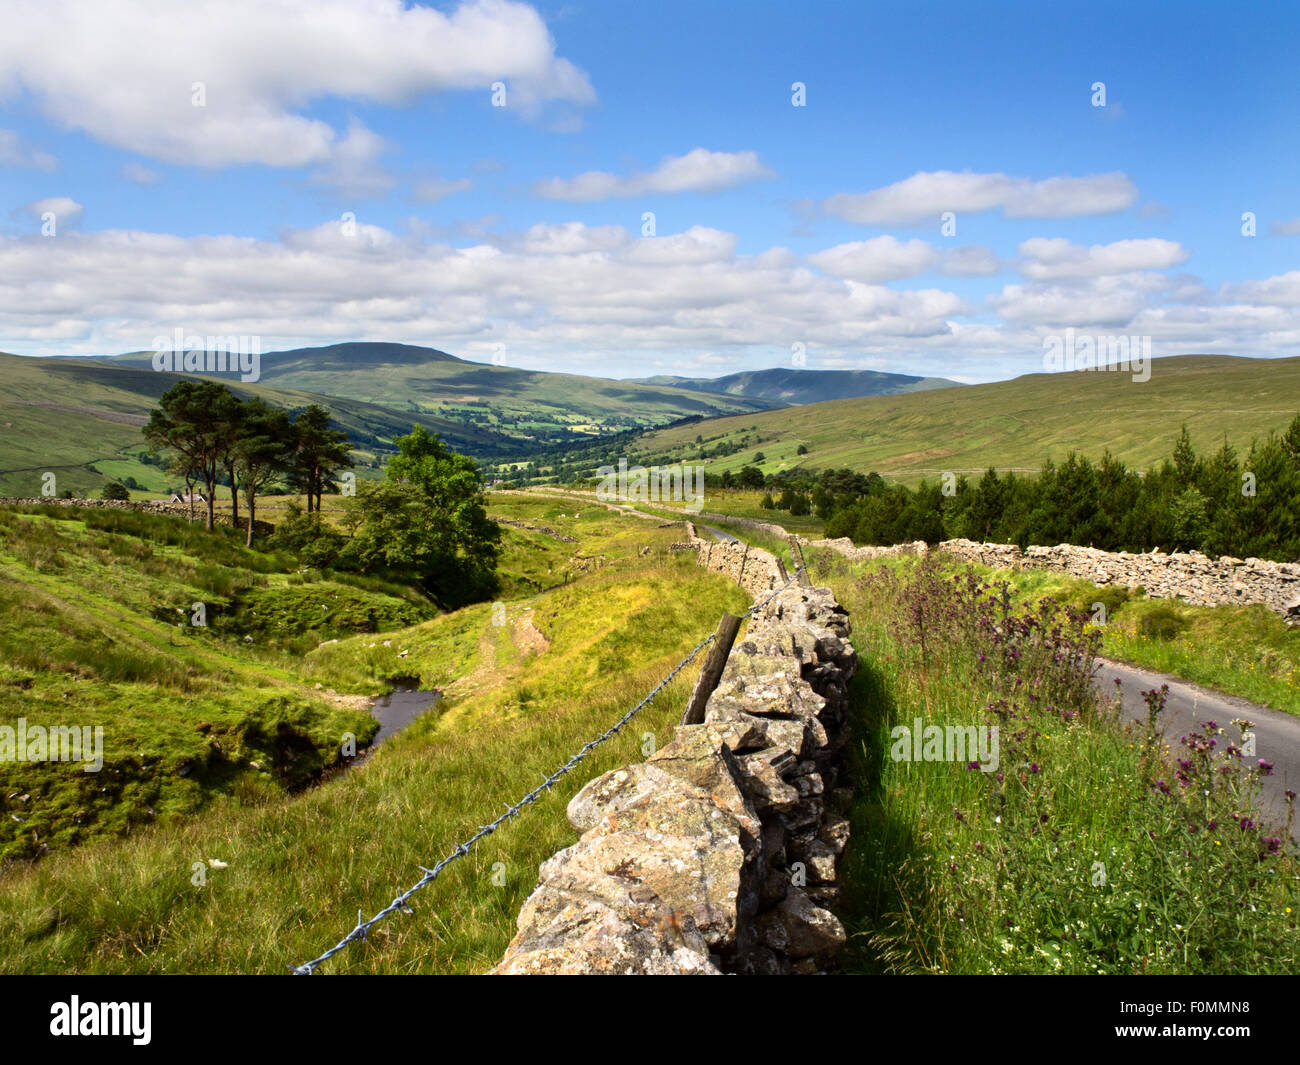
[680,613,742,725]
[788,535,811,586]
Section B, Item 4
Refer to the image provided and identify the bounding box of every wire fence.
[291,564,804,975]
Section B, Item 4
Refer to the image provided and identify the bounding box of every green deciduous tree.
[346,425,500,607]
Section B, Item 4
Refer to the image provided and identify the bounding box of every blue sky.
[0,0,1296,382]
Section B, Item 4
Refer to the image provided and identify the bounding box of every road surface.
[1093,657,1299,839]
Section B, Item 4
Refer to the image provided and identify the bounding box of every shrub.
[1139,602,1189,640]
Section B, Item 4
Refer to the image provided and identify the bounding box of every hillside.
[0,494,751,973]
[0,352,516,497]
[0,504,442,863]
[632,366,959,404]
[627,355,1300,485]
[91,342,772,450]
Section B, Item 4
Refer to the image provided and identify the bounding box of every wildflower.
[1258,760,1275,776]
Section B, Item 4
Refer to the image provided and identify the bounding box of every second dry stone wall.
[804,535,1300,621]
[491,530,856,974]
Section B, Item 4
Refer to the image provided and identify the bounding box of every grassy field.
[0,552,750,973]
[0,505,443,864]
[810,550,1300,974]
[0,492,753,972]
[629,354,1300,486]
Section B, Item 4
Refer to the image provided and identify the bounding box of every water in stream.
[369,687,441,747]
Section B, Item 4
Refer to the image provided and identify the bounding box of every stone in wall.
[491,574,858,976]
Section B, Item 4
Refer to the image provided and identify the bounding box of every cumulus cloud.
[1017,237,1189,279]
[806,236,1002,282]
[806,236,938,282]
[1,216,1293,379]
[515,221,627,254]
[19,197,83,230]
[532,148,775,201]
[0,220,964,361]
[308,121,395,199]
[990,274,1169,329]
[823,170,1138,225]
[1224,271,1300,307]
[941,244,1001,276]
[0,128,56,170]
[0,0,595,168]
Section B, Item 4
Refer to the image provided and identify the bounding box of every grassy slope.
[0,353,502,497]
[0,545,751,973]
[0,507,436,863]
[630,354,1300,486]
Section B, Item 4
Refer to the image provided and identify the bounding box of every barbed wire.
[290,564,805,975]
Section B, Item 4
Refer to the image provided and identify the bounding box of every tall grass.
[0,550,750,972]
[818,553,1300,974]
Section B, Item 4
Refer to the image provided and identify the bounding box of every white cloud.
[941,244,1001,276]
[532,148,775,201]
[824,170,1138,225]
[0,129,56,170]
[806,236,939,282]
[412,177,474,204]
[806,236,1002,282]
[990,274,1164,329]
[0,0,595,168]
[0,218,1293,380]
[622,226,738,264]
[121,161,161,186]
[1270,218,1300,237]
[20,197,83,230]
[1224,271,1300,307]
[1017,237,1189,279]
[516,221,627,254]
[308,121,394,199]
[0,220,963,361]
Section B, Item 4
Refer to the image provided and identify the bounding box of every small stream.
[368,687,442,747]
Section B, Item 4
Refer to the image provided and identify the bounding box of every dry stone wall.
[801,532,1300,620]
[0,497,241,527]
[491,526,856,975]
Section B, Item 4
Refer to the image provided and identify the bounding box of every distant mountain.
[93,342,773,449]
[630,366,960,405]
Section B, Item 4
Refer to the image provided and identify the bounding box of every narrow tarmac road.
[1093,657,1300,840]
[701,525,739,543]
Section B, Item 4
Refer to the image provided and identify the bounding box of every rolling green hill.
[632,366,959,404]
[627,355,1300,485]
[92,342,772,450]
[0,352,514,497]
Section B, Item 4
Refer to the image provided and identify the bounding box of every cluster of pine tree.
[823,419,1300,562]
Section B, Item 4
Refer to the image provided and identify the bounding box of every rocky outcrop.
[491,564,856,975]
